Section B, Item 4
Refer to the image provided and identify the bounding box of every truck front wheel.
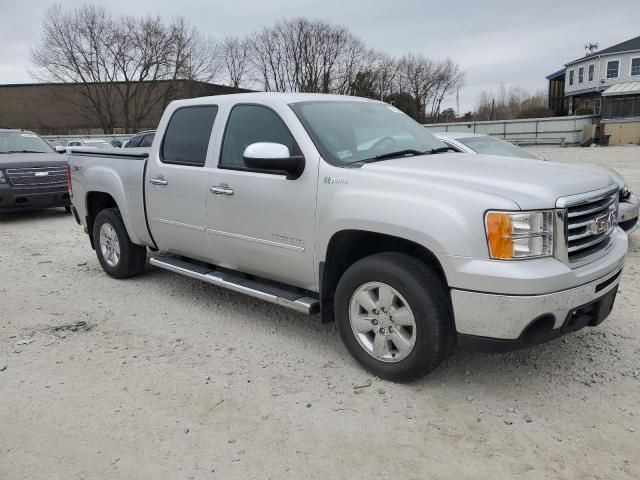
[93,208,147,279]
[334,252,453,382]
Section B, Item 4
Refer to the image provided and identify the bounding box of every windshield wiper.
[427,146,455,154]
[350,149,427,165]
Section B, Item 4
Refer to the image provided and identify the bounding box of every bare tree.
[30,6,221,133]
[220,36,251,88]
[30,5,121,132]
[248,18,374,95]
[475,85,552,120]
[249,26,288,92]
[427,58,465,121]
[374,55,400,101]
[32,7,466,127]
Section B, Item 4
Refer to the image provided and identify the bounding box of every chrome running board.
[149,255,319,315]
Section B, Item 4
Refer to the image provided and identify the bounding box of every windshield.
[457,136,540,160]
[0,131,54,154]
[290,101,448,165]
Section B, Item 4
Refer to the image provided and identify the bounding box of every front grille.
[5,166,67,186]
[564,189,618,264]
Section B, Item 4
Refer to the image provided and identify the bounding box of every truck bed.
[67,148,156,248]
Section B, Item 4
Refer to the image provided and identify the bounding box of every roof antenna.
[584,42,599,56]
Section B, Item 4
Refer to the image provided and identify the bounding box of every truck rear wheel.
[334,252,453,382]
[93,208,146,279]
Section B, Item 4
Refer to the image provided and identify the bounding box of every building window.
[594,98,601,115]
[606,60,620,78]
[569,70,574,85]
[578,67,584,83]
[632,58,640,76]
[588,64,595,81]
[602,96,640,119]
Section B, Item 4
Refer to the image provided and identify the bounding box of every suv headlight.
[485,210,554,260]
[0,170,6,184]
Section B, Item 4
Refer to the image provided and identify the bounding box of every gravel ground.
[1,146,639,479]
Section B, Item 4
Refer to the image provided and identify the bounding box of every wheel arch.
[85,191,119,249]
[319,229,449,324]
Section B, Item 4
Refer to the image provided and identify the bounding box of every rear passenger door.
[145,105,218,261]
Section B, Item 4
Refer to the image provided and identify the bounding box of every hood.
[361,153,616,210]
[0,152,67,169]
[557,162,626,189]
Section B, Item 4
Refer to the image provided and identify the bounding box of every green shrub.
[575,107,594,115]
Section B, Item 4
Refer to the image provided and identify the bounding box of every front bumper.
[618,193,639,233]
[452,264,622,345]
[0,183,70,210]
[447,229,627,345]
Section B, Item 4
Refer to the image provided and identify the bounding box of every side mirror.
[243,142,304,180]
[55,145,66,154]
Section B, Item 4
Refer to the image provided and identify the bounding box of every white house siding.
[565,51,640,95]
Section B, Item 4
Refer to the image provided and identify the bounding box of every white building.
[548,35,640,144]
[564,35,640,118]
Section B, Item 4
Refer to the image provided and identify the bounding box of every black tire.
[92,208,147,279]
[334,252,453,382]
[64,206,72,214]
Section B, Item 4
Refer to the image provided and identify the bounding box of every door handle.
[149,177,168,186]
[210,184,234,196]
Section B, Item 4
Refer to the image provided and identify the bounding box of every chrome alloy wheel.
[349,282,417,363]
[99,223,121,268]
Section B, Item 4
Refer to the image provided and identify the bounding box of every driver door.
[205,104,318,290]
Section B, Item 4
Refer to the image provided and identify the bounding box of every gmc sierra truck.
[67,93,628,381]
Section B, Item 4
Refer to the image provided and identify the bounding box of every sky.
[1,0,639,113]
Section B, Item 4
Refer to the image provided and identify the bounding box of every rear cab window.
[161,106,218,167]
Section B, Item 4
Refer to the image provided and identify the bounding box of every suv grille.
[5,166,67,186]
[564,189,618,264]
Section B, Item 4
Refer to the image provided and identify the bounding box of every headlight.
[485,210,554,260]
[0,170,6,184]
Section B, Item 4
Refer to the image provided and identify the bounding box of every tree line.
[473,85,552,121]
[30,5,464,132]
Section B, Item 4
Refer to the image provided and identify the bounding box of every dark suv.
[0,129,71,212]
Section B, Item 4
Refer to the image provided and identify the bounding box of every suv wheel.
[334,252,453,382]
[93,208,146,278]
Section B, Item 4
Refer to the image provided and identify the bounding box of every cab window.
[219,105,299,170]
[161,106,218,166]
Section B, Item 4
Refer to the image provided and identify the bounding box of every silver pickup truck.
[67,93,628,381]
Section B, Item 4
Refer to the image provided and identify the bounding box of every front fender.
[316,188,514,263]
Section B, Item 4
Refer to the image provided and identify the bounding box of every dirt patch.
[47,320,95,337]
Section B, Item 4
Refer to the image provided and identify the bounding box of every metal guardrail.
[42,134,133,144]
[424,115,599,145]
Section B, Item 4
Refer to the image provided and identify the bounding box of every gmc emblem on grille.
[34,171,49,177]
[590,212,614,234]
